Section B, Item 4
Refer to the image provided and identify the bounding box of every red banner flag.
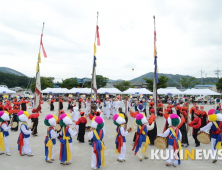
[96,25,100,46]
[40,34,47,58]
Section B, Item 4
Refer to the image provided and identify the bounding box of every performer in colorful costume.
[58,113,78,165]
[158,114,182,167]
[44,114,58,163]
[113,113,131,162]
[17,110,33,156]
[88,116,106,169]
[199,109,222,163]
[0,111,12,156]
[132,113,153,161]
[215,98,221,111]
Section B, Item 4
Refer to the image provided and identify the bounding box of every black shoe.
[185,144,189,147]
[89,142,92,145]
[195,144,200,147]
[181,144,184,147]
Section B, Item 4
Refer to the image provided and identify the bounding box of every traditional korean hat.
[168,114,181,127]
[208,109,217,122]
[113,113,126,126]
[59,113,72,126]
[44,114,58,127]
[135,113,148,125]
[91,116,104,130]
[0,111,10,122]
[17,111,29,122]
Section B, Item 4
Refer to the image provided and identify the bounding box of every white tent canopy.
[122,88,152,94]
[41,88,70,94]
[69,88,91,94]
[183,88,221,95]
[157,88,184,95]
[0,87,16,94]
[97,88,122,94]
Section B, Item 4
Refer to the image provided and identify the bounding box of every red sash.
[116,127,123,153]
[132,125,145,154]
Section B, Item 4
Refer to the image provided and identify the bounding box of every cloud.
[0,0,221,81]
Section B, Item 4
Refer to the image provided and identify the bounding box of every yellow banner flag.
[38,52,42,63]
[94,43,96,56]
[36,62,39,73]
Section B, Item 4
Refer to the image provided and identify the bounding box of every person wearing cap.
[188,111,201,147]
[113,113,132,162]
[44,114,59,163]
[147,108,157,145]
[198,109,222,163]
[157,100,163,117]
[161,108,172,133]
[88,116,106,169]
[148,100,154,115]
[59,97,63,110]
[75,112,87,143]
[175,103,181,117]
[198,106,207,127]
[28,108,40,136]
[20,98,29,111]
[0,111,13,156]
[50,98,55,111]
[177,112,189,147]
[17,111,34,156]
[190,103,197,121]
[158,114,182,167]
[85,97,91,115]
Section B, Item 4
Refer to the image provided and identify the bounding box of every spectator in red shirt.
[188,111,201,147]
[76,112,87,143]
[28,108,40,136]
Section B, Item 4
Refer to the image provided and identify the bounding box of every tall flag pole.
[34,22,47,112]
[91,12,100,99]
[153,16,158,116]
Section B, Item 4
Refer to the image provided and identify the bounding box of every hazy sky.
[0,0,222,82]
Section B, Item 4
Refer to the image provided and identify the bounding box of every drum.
[197,132,210,144]
[154,136,168,150]
[55,124,61,131]
[47,101,50,105]
[28,102,31,106]
[11,122,18,128]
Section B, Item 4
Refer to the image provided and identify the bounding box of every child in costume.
[188,111,201,147]
[88,116,106,169]
[199,109,222,163]
[28,108,39,136]
[0,111,12,156]
[44,114,59,163]
[158,114,182,167]
[58,113,78,165]
[75,112,87,143]
[113,113,132,162]
[132,113,153,161]
[17,111,33,156]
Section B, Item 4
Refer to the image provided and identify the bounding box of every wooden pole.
[91,12,99,99]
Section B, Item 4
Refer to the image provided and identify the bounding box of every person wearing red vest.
[198,106,208,127]
[199,109,222,163]
[177,112,189,147]
[188,111,201,147]
[0,111,12,156]
[28,108,40,136]
[75,112,87,143]
[147,109,157,145]
[158,114,182,167]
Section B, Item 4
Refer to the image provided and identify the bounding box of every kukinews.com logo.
[151,149,222,160]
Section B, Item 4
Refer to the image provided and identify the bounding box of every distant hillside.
[129,72,218,88]
[0,67,27,77]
